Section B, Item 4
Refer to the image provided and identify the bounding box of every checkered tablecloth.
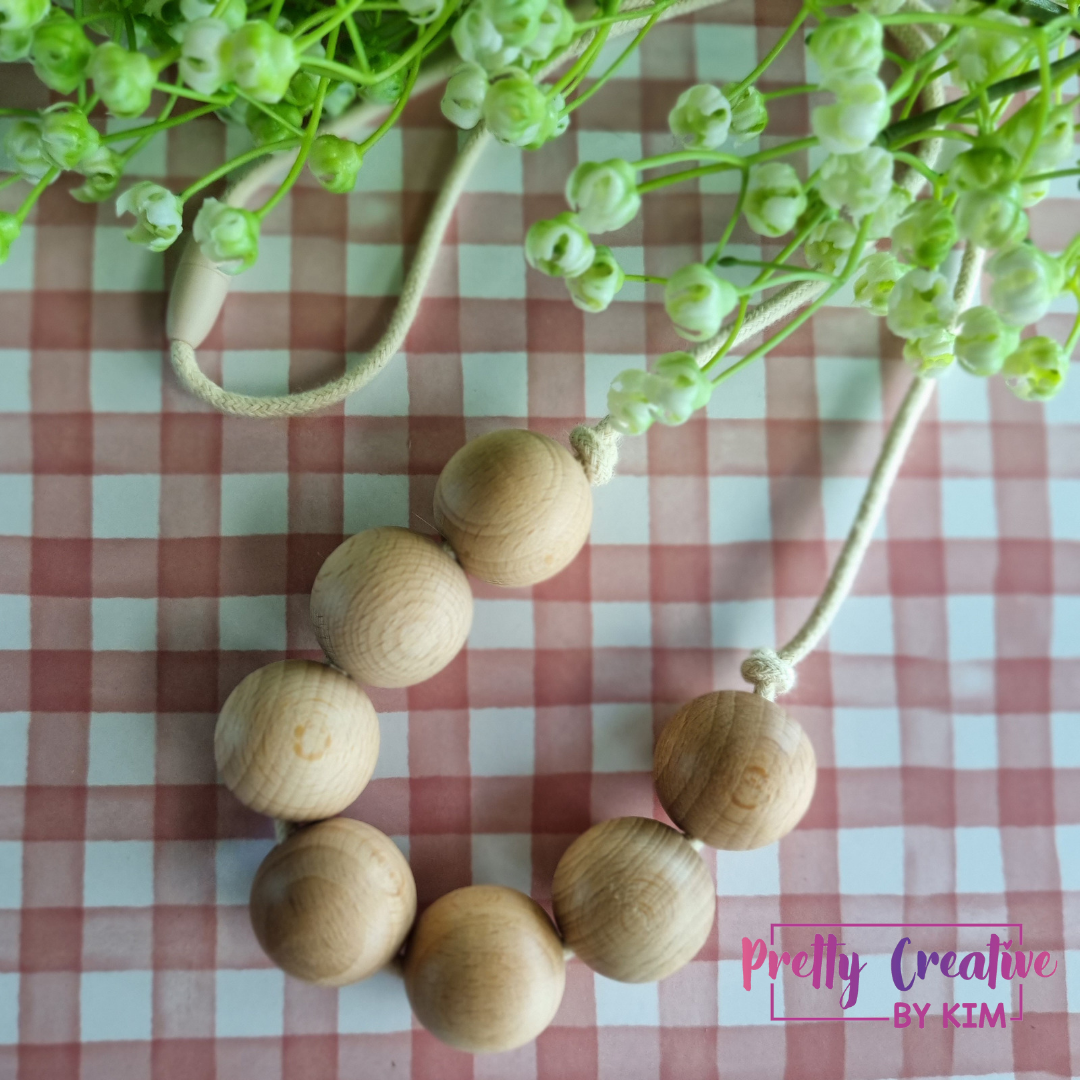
[2,1,1080,1076]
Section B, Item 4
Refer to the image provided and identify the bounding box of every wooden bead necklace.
[216,426,818,1055]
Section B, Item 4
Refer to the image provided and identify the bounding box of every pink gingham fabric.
[2,0,1080,1075]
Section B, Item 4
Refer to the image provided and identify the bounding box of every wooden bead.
[552,816,715,983]
[404,885,566,1053]
[310,527,473,688]
[216,660,380,821]
[433,429,592,587]
[250,818,416,986]
[653,690,817,850]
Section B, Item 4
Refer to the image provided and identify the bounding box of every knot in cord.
[570,417,622,486]
[741,648,796,702]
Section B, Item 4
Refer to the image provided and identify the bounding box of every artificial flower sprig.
[524,0,1080,435]
[0,0,684,270]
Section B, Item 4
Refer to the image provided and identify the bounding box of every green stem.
[101,103,220,143]
[891,149,940,185]
[0,173,23,193]
[566,6,661,114]
[635,149,744,171]
[355,51,420,156]
[343,10,370,70]
[718,254,833,280]
[761,83,817,101]
[706,169,748,267]
[297,0,446,55]
[738,270,835,290]
[0,108,38,117]
[153,81,232,105]
[15,168,59,225]
[1024,166,1080,182]
[119,93,179,165]
[709,214,873,381]
[267,0,286,23]
[234,89,307,135]
[179,138,301,202]
[1065,306,1080,353]
[553,15,612,96]
[573,2,674,28]
[729,7,807,97]
[624,273,667,283]
[1017,38,1051,176]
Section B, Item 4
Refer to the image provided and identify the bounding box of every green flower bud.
[953,10,1023,87]
[525,211,594,277]
[116,181,183,251]
[1002,336,1068,401]
[4,120,52,183]
[284,68,319,110]
[811,72,889,154]
[70,144,123,202]
[903,328,955,377]
[362,65,406,104]
[87,43,155,118]
[649,351,713,425]
[30,11,93,94]
[521,89,568,150]
[244,102,302,146]
[0,0,48,32]
[987,244,1063,328]
[948,144,1017,192]
[481,0,546,47]
[890,198,957,269]
[180,17,230,96]
[808,13,883,81]
[40,107,100,170]
[0,212,21,265]
[805,218,858,276]
[520,0,573,61]
[886,267,957,340]
[308,134,363,195]
[1002,100,1075,175]
[866,183,911,240]
[180,0,246,29]
[452,6,520,74]
[664,262,738,342]
[222,20,298,104]
[817,146,892,218]
[668,84,731,151]
[483,69,548,147]
[744,161,806,238]
[565,158,640,234]
[725,84,767,143]
[193,196,260,274]
[400,0,444,25]
[853,250,904,316]
[0,27,33,60]
[954,305,1020,375]
[954,183,1028,250]
[441,62,488,130]
[608,368,657,435]
[565,245,624,312]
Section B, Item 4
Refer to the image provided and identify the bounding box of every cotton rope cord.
[741,242,987,701]
[166,0,728,422]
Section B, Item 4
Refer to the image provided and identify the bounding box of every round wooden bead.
[310,527,473,688]
[403,885,566,1053]
[433,429,593,587]
[653,690,817,850]
[552,816,715,983]
[215,660,380,821]
[250,818,416,986]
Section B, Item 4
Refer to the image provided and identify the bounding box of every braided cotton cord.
[167,0,726,420]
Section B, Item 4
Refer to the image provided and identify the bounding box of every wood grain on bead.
[433,429,593,587]
[310,527,473,688]
[552,816,715,983]
[250,818,416,986]
[653,690,816,851]
[403,885,566,1053]
[215,660,380,821]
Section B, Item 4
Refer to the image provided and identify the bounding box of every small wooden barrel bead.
[250,818,416,986]
[403,884,566,1053]
[653,690,816,851]
[432,429,592,587]
[552,816,715,983]
[215,659,380,821]
[310,527,473,688]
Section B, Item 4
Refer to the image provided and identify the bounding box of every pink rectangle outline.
[765,921,1024,1023]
